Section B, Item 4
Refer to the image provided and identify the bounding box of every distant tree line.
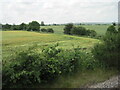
[2,21,40,31]
[64,23,97,37]
[2,21,54,33]
[2,21,45,31]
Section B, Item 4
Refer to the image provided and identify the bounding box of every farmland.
[2,30,99,61]
[2,29,118,88]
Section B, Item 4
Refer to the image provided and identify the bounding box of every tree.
[112,22,116,26]
[11,24,20,30]
[47,28,54,33]
[2,24,11,30]
[64,23,73,35]
[27,21,40,31]
[71,26,87,35]
[106,25,117,34]
[19,23,27,30]
[88,30,97,37]
[41,21,45,26]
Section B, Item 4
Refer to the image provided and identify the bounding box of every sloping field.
[2,31,100,61]
[2,31,100,47]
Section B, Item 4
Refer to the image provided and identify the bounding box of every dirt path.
[88,75,119,88]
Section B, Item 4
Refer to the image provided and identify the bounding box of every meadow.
[2,29,118,88]
[2,30,99,62]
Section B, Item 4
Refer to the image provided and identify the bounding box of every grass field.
[41,24,110,35]
[2,31,100,61]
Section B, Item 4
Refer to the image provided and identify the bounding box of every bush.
[41,28,54,33]
[64,23,73,35]
[41,28,47,32]
[47,28,54,33]
[106,25,117,34]
[88,30,97,37]
[92,30,120,68]
[3,44,99,88]
[71,26,87,35]
[70,26,97,37]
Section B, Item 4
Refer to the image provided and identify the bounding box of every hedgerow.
[3,44,100,88]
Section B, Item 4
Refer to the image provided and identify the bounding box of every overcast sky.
[0,0,119,24]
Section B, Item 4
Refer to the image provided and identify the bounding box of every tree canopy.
[64,23,73,35]
[27,21,40,31]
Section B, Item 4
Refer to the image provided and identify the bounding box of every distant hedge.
[63,24,97,37]
[41,28,54,33]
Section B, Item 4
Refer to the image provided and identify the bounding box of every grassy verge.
[38,68,118,88]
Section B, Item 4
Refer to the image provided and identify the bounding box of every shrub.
[41,28,54,33]
[64,23,73,35]
[41,28,47,32]
[70,26,97,37]
[92,29,120,68]
[88,30,97,37]
[71,26,87,35]
[3,44,99,88]
[118,26,120,33]
[106,25,117,34]
[47,28,54,33]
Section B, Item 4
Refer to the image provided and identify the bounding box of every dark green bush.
[3,44,99,88]
[41,28,47,32]
[47,28,54,33]
[71,27,86,35]
[64,23,73,35]
[106,25,117,34]
[88,30,97,37]
[41,28,54,33]
[70,26,97,37]
[92,30,120,68]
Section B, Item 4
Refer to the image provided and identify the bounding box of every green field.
[2,31,100,61]
[41,24,110,35]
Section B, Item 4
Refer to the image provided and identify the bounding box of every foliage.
[112,22,116,26]
[88,30,97,37]
[106,25,117,34]
[47,28,54,33]
[19,23,27,30]
[64,23,73,35]
[3,44,99,88]
[41,28,54,33]
[92,26,120,68]
[11,24,20,30]
[2,24,11,30]
[70,26,97,37]
[71,26,86,35]
[41,28,47,32]
[27,21,40,31]
[118,26,120,33]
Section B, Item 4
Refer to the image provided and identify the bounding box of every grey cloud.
[0,0,118,24]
